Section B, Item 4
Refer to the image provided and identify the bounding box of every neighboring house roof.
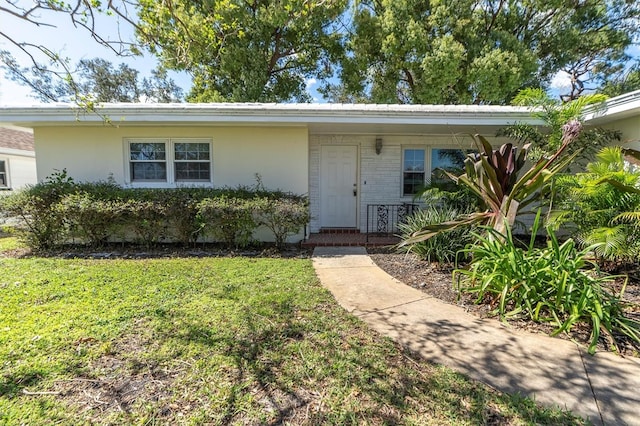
[0,127,34,152]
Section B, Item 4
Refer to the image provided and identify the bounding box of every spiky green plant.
[454,212,640,354]
[397,207,475,264]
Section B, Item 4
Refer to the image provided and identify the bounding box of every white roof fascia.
[584,90,640,124]
[0,147,36,157]
[0,103,543,128]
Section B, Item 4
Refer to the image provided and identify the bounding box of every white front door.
[320,145,358,228]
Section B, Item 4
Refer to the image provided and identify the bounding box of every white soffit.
[0,103,543,131]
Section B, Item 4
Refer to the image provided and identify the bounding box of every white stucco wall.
[33,126,309,194]
[0,149,37,192]
[602,116,640,150]
[308,133,501,233]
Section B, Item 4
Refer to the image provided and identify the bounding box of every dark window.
[129,142,167,181]
[430,148,468,190]
[403,149,425,196]
[174,142,211,181]
[0,160,6,188]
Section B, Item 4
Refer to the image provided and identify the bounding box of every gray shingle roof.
[0,127,34,152]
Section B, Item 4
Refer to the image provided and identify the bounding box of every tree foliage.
[1,0,639,104]
[325,0,639,104]
[0,0,172,105]
[598,63,640,98]
[135,0,346,102]
[4,57,182,103]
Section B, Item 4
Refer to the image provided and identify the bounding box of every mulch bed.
[5,242,312,260]
[368,247,640,357]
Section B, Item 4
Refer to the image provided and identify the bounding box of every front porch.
[301,230,400,248]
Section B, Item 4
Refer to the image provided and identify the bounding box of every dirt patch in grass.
[368,248,640,357]
[51,323,178,422]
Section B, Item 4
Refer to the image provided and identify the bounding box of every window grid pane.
[404,149,425,172]
[174,143,210,161]
[175,162,211,181]
[403,172,425,196]
[174,142,211,182]
[131,162,167,181]
[130,142,166,161]
[403,149,425,195]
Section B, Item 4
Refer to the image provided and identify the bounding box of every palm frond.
[579,226,629,260]
[400,211,490,246]
[613,211,640,225]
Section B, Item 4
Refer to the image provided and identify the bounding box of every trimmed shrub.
[397,207,475,264]
[120,198,169,247]
[0,171,76,249]
[154,188,209,245]
[257,197,309,249]
[197,196,258,248]
[0,174,309,250]
[57,193,124,247]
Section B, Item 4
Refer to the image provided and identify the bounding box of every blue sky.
[0,4,188,104]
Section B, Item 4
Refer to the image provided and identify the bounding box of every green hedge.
[0,175,309,250]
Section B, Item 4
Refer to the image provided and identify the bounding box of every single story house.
[0,127,37,192]
[0,91,638,238]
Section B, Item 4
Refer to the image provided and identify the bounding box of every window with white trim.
[402,148,425,196]
[129,140,167,181]
[402,147,473,196]
[0,160,7,188]
[126,138,212,185]
[430,148,468,191]
[174,141,211,182]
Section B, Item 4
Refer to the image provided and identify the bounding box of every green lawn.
[0,237,584,425]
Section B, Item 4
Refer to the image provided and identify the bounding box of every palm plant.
[500,88,619,167]
[550,146,640,264]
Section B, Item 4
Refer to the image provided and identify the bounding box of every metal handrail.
[366,203,418,242]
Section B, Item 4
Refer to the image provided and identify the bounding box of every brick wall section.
[359,137,403,232]
[310,134,492,233]
[309,135,504,232]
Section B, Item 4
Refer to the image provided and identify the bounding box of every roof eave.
[0,103,543,128]
[584,90,640,125]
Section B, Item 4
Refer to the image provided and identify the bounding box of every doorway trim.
[319,144,358,228]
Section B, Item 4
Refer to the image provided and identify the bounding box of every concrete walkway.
[312,246,640,426]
